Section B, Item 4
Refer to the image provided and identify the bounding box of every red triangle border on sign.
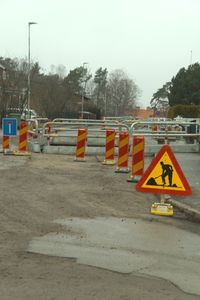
[136,145,192,196]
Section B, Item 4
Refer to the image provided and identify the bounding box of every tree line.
[151,63,200,118]
[0,57,140,120]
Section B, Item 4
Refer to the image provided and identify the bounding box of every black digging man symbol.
[160,161,173,186]
[146,161,178,187]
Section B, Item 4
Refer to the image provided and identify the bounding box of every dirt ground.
[0,153,200,300]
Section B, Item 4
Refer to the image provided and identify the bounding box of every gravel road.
[0,153,199,300]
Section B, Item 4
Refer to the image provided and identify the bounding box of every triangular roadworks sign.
[136,145,192,196]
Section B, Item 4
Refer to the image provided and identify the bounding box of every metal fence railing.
[26,118,200,154]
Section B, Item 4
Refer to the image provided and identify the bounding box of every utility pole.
[28,22,37,119]
[0,64,7,119]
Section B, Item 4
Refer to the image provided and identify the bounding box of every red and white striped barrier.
[3,136,10,152]
[127,136,144,182]
[74,128,87,161]
[102,129,116,165]
[18,121,28,152]
[115,131,130,173]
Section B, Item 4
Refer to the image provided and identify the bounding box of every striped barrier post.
[18,121,29,153]
[115,131,130,173]
[74,128,87,161]
[3,136,10,152]
[102,129,116,165]
[127,136,144,182]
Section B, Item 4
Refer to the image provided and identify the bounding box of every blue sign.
[2,118,17,136]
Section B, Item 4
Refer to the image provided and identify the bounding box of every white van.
[7,108,38,120]
[21,109,38,120]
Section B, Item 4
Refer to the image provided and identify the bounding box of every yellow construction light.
[151,202,174,216]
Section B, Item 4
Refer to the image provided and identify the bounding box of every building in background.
[130,107,154,119]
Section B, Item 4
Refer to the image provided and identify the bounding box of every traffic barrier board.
[18,121,28,152]
[136,145,192,196]
[127,136,144,182]
[116,131,129,173]
[102,129,116,165]
[74,128,87,161]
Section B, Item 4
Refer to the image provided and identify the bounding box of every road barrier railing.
[27,118,39,139]
[19,118,200,155]
[52,118,117,128]
[42,120,129,139]
[25,118,49,153]
[129,120,200,153]
[27,118,49,137]
[40,120,129,155]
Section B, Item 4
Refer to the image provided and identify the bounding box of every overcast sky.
[1,0,200,107]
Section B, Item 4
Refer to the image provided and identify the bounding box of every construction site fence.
[26,117,200,137]
[39,119,200,138]
[9,118,200,154]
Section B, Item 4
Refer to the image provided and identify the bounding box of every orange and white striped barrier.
[14,121,30,156]
[74,128,87,161]
[115,131,130,173]
[127,136,144,182]
[3,136,10,152]
[102,129,116,165]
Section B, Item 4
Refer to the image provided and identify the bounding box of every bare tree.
[106,69,139,116]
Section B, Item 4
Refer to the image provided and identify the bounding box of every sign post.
[136,145,192,216]
[2,118,17,137]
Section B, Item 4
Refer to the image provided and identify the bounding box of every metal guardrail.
[26,118,200,154]
[53,118,116,123]
[27,117,49,138]
[129,120,200,153]
[130,120,200,136]
[42,120,129,135]
[38,120,130,150]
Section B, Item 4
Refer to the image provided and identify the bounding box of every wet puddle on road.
[28,217,200,295]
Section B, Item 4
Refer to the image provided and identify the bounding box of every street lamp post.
[0,65,6,118]
[28,21,37,119]
[81,62,88,118]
